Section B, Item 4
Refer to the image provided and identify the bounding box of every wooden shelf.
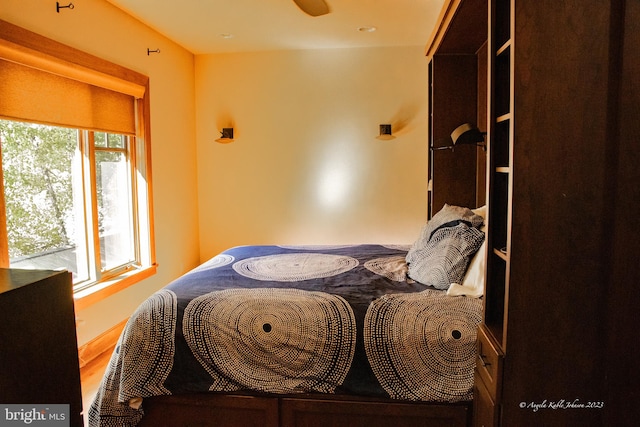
[496,40,511,56]
[493,247,508,261]
[496,113,511,123]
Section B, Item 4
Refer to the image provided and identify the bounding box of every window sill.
[73,264,157,311]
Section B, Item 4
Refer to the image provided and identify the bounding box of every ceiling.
[105,0,445,55]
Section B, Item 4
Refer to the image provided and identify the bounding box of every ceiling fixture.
[293,0,330,17]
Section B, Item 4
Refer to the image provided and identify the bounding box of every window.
[1,122,151,292]
[0,20,156,303]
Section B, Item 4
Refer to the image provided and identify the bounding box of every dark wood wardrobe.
[426,1,639,425]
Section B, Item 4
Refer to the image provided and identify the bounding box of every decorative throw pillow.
[407,223,485,290]
[407,204,484,266]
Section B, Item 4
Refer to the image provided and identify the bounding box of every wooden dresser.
[0,268,83,427]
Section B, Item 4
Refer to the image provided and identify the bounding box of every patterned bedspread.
[89,244,482,426]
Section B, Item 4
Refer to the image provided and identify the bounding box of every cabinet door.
[475,325,503,401]
[473,375,498,427]
[139,394,279,427]
[281,398,470,427]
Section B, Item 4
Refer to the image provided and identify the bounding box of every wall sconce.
[215,127,234,143]
[432,123,487,151]
[376,124,395,140]
[450,123,486,149]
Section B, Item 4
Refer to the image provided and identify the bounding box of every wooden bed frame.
[138,392,471,427]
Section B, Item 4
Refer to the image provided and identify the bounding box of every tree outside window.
[1,120,140,290]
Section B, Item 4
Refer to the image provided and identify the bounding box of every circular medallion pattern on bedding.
[190,253,234,274]
[118,289,177,397]
[364,255,408,282]
[277,245,355,250]
[183,288,357,394]
[380,244,411,251]
[364,289,482,402]
[232,253,358,282]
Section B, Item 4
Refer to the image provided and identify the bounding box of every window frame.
[0,20,157,310]
[78,130,141,289]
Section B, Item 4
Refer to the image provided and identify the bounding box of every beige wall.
[1,1,430,345]
[1,0,199,346]
[196,47,428,260]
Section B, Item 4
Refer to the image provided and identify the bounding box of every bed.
[89,205,487,427]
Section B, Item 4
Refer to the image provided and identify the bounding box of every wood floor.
[80,346,114,427]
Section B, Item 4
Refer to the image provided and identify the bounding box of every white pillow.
[447,205,487,298]
[472,205,487,220]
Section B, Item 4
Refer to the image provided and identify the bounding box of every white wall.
[1,0,200,346]
[196,47,429,260]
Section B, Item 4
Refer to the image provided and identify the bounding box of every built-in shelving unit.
[484,0,512,352]
[473,1,512,424]
[477,1,637,426]
[429,0,639,426]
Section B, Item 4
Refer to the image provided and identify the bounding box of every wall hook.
[147,48,161,55]
[56,2,74,12]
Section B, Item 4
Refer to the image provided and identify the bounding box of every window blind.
[0,58,136,135]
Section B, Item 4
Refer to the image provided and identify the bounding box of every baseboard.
[78,318,128,368]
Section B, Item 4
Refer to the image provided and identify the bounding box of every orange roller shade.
[0,59,136,135]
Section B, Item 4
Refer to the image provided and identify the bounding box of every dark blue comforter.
[89,244,481,427]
